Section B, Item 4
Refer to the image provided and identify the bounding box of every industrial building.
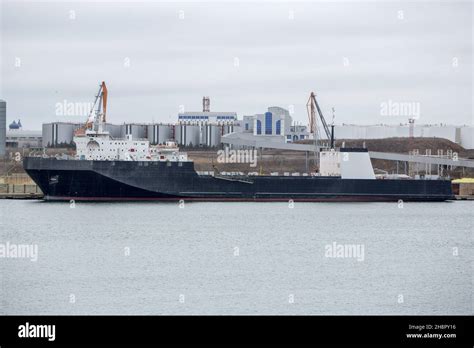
[6,130,42,148]
[178,96,237,124]
[178,112,237,124]
[0,100,6,157]
[38,96,474,150]
[242,106,309,143]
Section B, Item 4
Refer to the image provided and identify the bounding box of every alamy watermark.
[325,242,365,262]
[0,241,38,261]
[380,99,420,119]
[55,99,93,117]
[217,148,258,167]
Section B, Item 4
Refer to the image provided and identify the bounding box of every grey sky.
[1,0,472,129]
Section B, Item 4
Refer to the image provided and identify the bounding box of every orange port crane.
[75,81,108,136]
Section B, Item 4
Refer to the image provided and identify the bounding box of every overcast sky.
[1,0,472,129]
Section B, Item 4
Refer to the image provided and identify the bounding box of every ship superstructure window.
[265,112,272,135]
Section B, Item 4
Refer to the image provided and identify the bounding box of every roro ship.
[23,83,454,202]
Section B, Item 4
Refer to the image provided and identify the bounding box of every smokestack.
[409,118,415,138]
[203,96,210,112]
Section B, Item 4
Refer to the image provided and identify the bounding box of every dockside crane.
[75,81,108,136]
[86,81,108,129]
[306,92,334,148]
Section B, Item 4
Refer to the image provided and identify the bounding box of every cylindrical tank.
[175,124,201,147]
[202,124,221,147]
[121,124,147,139]
[147,124,173,145]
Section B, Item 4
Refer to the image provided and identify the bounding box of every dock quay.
[0,183,43,199]
[0,174,43,199]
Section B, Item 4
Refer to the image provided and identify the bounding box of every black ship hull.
[23,157,454,202]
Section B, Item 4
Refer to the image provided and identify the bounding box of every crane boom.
[74,82,108,136]
[101,81,107,123]
[307,92,331,140]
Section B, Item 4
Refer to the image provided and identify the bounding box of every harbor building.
[242,106,309,143]
[178,112,237,124]
[178,97,237,125]
[6,130,42,148]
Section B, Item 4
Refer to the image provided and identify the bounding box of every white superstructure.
[73,81,188,162]
[74,130,188,162]
[320,149,375,179]
[75,130,146,161]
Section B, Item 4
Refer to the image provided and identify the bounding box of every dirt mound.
[299,137,472,157]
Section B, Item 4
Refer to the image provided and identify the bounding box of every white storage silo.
[147,124,174,145]
[175,124,200,147]
[203,124,221,147]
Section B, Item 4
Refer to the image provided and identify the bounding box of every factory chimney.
[203,96,210,112]
[409,118,415,138]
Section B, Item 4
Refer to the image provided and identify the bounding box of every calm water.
[0,200,472,315]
